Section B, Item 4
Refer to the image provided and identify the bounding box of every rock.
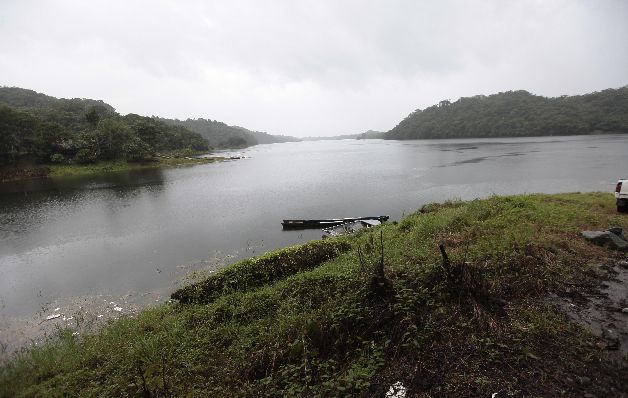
[608,226,624,238]
[601,328,620,350]
[581,230,628,251]
[581,230,610,242]
[622,308,628,314]
[617,260,628,269]
[607,233,628,251]
[577,376,591,385]
[605,339,620,350]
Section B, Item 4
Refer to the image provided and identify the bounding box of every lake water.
[1,135,627,321]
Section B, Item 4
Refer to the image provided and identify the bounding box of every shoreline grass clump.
[171,239,351,304]
[1,192,627,397]
[0,154,223,182]
[48,155,221,178]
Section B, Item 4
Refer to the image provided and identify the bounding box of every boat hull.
[281,216,389,230]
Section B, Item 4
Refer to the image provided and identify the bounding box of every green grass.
[172,239,352,304]
[48,156,223,178]
[0,155,224,182]
[1,193,627,397]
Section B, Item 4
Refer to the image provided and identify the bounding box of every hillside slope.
[0,87,208,166]
[156,117,299,149]
[386,86,628,140]
[1,193,627,397]
[0,87,116,133]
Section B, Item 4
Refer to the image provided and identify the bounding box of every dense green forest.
[385,86,628,140]
[0,87,209,166]
[156,117,299,149]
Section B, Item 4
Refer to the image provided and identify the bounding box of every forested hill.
[385,86,628,140]
[0,87,209,166]
[156,117,299,149]
[0,87,298,167]
[0,87,117,132]
[239,126,299,145]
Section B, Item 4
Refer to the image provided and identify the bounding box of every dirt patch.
[549,259,628,363]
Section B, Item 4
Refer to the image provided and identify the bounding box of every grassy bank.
[0,155,224,182]
[1,193,627,397]
[48,156,223,178]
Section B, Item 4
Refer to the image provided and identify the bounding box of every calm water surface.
[1,135,627,319]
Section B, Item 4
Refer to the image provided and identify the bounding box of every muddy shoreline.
[549,258,628,364]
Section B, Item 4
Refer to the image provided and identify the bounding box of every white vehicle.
[616,179,628,213]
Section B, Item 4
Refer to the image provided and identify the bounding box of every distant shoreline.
[383,129,628,141]
[0,155,225,183]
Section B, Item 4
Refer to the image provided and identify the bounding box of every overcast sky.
[1,0,627,137]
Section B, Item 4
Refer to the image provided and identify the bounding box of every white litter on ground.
[385,381,407,398]
[45,314,61,321]
[54,307,61,312]
[113,306,123,312]
[72,332,79,336]
[97,315,103,318]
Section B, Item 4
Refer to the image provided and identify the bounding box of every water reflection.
[0,167,166,196]
[0,168,167,249]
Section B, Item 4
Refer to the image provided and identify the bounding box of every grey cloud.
[0,0,627,136]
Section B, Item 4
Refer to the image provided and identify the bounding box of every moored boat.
[322,218,382,238]
[281,216,389,230]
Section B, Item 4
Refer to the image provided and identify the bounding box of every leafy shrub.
[172,239,351,304]
[50,153,65,163]
[74,148,97,164]
[123,136,155,162]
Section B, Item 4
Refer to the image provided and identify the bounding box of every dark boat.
[281,216,389,230]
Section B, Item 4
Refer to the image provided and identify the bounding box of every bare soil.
[549,259,628,363]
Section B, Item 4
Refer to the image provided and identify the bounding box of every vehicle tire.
[618,204,628,213]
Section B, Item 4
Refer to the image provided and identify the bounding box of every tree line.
[156,117,299,149]
[0,87,209,166]
[385,86,628,140]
